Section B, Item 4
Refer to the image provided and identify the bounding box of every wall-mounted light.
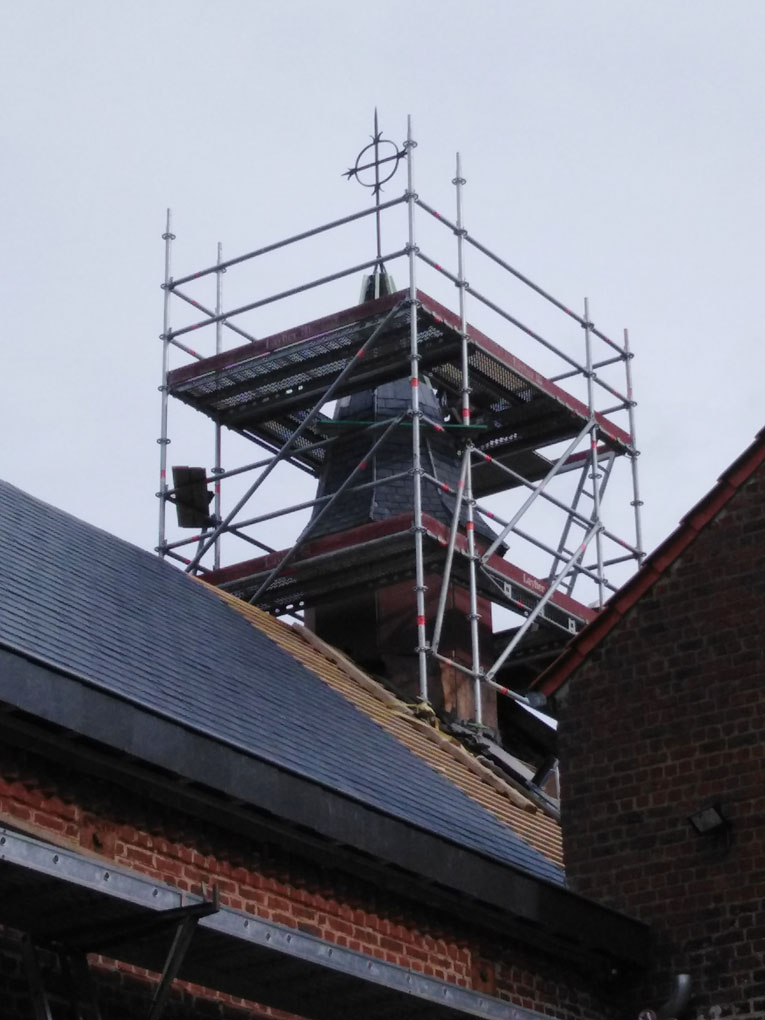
[687,803,729,836]
[638,972,691,1020]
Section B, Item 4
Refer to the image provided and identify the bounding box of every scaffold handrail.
[415,250,624,403]
[185,298,407,572]
[415,196,625,355]
[419,470,622,593]
[168,250,408,342]
[173,285,259,345]
[170,194,408,289]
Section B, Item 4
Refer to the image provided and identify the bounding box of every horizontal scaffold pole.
[185,298,407,572]
[484,523,602,683]
[415,197,625,355]
[248,413,405,605]
[163,468,412,555]
[172,286,258,345]
[418,471,619,593]
[170,195,408,288]
[168,250,407,341]
[472,447,640,557]
[163,419,397,498]
[417,250,628,408]
[480,420,595,562]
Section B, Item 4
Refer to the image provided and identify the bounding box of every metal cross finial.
[344,110,406,269]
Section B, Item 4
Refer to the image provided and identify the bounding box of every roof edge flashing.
[0,644,650,970]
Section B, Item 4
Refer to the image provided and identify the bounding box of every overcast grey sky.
[2,1,762,590]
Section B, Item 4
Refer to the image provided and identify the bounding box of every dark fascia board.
[0,643,650,969]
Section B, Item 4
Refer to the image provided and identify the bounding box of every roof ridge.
[536,426,765,696]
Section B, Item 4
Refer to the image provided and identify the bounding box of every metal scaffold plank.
[166,291,631,456]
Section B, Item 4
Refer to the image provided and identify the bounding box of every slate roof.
[0,479,563,886]
[208,584,564,868]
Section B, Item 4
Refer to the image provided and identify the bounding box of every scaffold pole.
[157,208,175,557]
[430,449,468,656]
[185,298,406,571]
[584,297,606,607]
[624,327,645,562]
[170,195,407,289]
[453,152,483,725]
[213,242,224,570]
[405,115,429,706]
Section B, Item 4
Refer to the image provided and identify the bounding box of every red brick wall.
[0,739,615,1020]
[558,466,765,1019]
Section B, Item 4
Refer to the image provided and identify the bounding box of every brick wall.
[558,465,765,1019]
[0,739,616,1020]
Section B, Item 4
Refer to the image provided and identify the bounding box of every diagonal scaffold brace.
[184,298,407,573]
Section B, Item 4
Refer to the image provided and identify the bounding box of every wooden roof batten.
[207,582,564,866]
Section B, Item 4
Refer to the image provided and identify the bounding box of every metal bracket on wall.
[146,890,220,1020]
[20,888,220,1020]
[21,937,103,1020]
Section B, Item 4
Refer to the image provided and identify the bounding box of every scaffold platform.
[203,511,596,635]
[167,291,631,496]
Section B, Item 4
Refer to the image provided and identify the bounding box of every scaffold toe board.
[167,291,632,458]
[202,512,596,633]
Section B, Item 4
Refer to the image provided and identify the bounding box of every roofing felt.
[0,479,563,886]
[165,290,631,482]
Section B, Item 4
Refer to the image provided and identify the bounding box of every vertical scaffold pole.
[584,296,605,607]
[623,327,644,563]
[213,242,224,570]
[454,153,483,726]
[431,451,468,655]
[157,208,175,557]
[405,115,429,704]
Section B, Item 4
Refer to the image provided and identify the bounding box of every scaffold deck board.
[204,513,596,634]
[167,291,631,467]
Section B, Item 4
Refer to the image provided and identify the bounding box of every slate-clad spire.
[307,275,497,726]
[310,376,485,541]
[311,268,497,542]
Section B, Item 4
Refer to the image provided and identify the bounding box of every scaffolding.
[156,116,644,710]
